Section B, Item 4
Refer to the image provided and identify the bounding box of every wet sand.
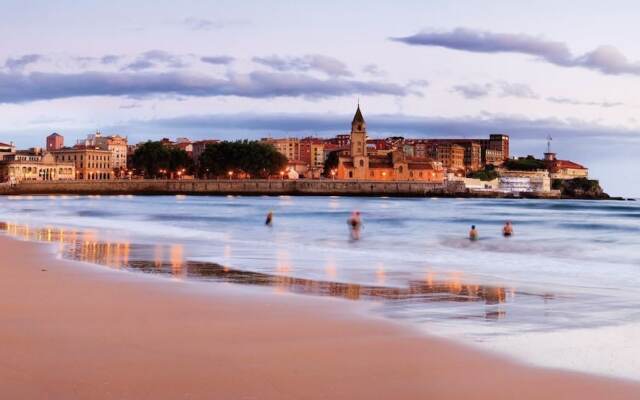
[1,236,639,399]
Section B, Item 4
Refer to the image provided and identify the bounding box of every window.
[349,171,353,178]
[359,160,364,167]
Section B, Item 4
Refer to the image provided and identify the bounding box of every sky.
[0,0,639,196]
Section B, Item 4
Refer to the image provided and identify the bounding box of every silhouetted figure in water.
[265,211,273,227]
[469,225,479,241]
[347,211,362,240]
[502,221,513,237]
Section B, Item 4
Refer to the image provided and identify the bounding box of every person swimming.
[347,211,362,240]
[502,221,513,237]
[469,225,479,241]
[265,210,273,226]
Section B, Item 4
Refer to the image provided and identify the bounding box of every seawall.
[0,179,465,197]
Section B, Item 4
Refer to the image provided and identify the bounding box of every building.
[52,148,113,180]
[435,143,465,172]
[0,142,16,159]
[366,139,391,152]
[97,135,128,171]
[544,152,588,180]
[499,170,551,193]
[78,132,128,172]
[336,105,444,182]
[0,152,75,183]
[326,134,351,147]
[487,134,509,161]
[46,133,64,151]
[191,140,219,164]
[264,138,301,162]
[485,149,504,166]
[300,138,325,168]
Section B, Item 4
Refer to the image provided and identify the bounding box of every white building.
[499,170,551,193]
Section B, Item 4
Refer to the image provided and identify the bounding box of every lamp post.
[280,171,285,180]
[228,171,233,180]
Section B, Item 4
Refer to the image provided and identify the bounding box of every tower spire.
[352,102,365,125]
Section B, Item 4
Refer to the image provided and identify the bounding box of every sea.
[1,194,639,380]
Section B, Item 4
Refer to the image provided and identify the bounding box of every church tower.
[350,104,368,179]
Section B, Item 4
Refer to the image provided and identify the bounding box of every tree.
[131,141,170,178]
[131,141,192,178]
[323,150,340,177]
[504,155,546,171]
[468,164,499,181]
[198,141,288,178]
[168,147,193,174]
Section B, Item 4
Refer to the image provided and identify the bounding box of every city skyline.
[1,0,639,195]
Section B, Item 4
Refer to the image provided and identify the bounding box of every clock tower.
[350,104,368,179]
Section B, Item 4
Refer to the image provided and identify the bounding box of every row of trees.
[198,140,287,178]
[130,141,193,178]
[130,140,288,179]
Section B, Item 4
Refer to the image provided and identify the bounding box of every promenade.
[0,179,466,197]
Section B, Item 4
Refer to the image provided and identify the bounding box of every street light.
[280,171,285,180]
[228,171,233,180]
[331,169,336,180]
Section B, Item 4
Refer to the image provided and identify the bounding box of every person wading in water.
[265,210,274,227]
[469,225,479,241]
[502,221,513,237]
[347,211,362,240]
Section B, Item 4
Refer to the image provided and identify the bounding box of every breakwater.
[0,179,467,197]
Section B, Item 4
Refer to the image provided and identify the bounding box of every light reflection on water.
[0,221,557,322]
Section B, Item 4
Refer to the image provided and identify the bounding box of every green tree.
[131,141,192,178]
[504,155,546,171]
[323,150,340,177]
[168,147,193,174]
[467,164,499,181]
[131,141,170,178]
[198,141,288,178]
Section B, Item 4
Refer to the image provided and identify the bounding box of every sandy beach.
[1,235,639,399]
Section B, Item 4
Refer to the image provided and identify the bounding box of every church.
[336,105,444,182]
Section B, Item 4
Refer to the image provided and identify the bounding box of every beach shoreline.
[1,234,640,399]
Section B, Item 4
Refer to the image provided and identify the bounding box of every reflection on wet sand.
[0,221,557,320]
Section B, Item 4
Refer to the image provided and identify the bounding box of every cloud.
[201,55,235,65]
[546,97,623,108]
[4,54,43,71]
[101,55,121,65]
[183,17,224,31]
[119,102,142,109]
[0,70,410,103]
[253,54,352,77]
[182,17,245,31]
[451,83,492,99]
[495,82,538,99]
[451,81,538,99]
[392,28,640,76]
[362,64,386,76]
[122,50,187,71]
